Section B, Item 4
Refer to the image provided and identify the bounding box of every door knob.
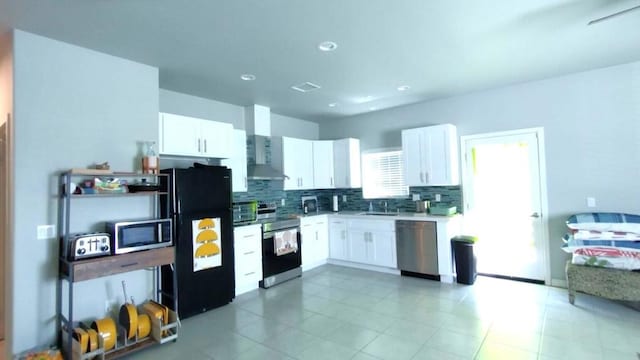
[530,212,540,218]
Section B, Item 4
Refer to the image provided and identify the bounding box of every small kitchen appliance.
[233,200,258,225]
[105,218,172,255]
[415,200,430,213]
[68,232,111,260]
[301,196,318,214]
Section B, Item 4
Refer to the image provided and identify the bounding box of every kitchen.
[2,1,640,359]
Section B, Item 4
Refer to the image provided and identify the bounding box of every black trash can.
[452,236,478,285]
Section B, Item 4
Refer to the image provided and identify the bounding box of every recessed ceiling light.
[369,107,377,111]
[397,85,410,91]
[240,74,256,81]
[328,103,338,107]
[318,41,338,52]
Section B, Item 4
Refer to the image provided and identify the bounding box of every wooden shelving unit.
[56,170,179,360]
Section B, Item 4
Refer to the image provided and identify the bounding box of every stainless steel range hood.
[246,105,287,180]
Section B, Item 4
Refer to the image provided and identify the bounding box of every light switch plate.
[342,195,347,202]
[281,198,286,206]
[37,224,56,240]
[586,197,596,208]
[435,194,441,202]
[412,193,421,201]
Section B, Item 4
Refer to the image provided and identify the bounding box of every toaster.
[68,232,111,260]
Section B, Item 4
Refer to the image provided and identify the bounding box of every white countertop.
[298,210,461,222]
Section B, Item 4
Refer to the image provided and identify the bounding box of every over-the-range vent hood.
[248,135,287,180]
[245,105,288,180]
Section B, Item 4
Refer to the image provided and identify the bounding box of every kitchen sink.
[358,211,399,216]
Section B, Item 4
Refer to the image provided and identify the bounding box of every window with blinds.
[362,149,409,199]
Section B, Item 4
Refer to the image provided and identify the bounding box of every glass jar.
[142,141,159,174]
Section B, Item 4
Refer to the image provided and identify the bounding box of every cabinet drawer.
[234,241,261,257]
[234,227,261,254]
[235,251,261,273]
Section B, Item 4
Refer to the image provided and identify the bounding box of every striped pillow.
[566,213,640,234]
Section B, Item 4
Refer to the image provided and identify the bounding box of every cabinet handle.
[121,262,139,268]
[425,171,429,183]
[244,271,255,276]
[198,138,201,152]
[244,177,247,188]
[330,177,333,186]
[315,231,318,241]
[243,251,254,255]
[345,176,348,185]
[204,139,207,153]
[420,172,424,183]
[300,178,303,187]
[243,235,254,238]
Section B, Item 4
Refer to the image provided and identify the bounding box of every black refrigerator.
[160,166,235,319]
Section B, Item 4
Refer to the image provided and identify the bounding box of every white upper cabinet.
[312,140,335,189]
[272,136,314,190]
[159,112,233,158]
[401,124,459,186]
[333,138,361,188]
[221,129,248,192]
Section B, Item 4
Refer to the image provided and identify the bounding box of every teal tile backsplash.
[235,136,462,216]
[232,180,462,217]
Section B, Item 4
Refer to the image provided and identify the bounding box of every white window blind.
[362,150,409,199]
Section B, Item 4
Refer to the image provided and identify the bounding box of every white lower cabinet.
[301,215,329,271]
[328,217,349,261]
[328,217,397,269]
[234,224,262,295]
[347,219,396,268]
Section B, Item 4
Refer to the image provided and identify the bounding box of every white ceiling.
[1,0,640,122]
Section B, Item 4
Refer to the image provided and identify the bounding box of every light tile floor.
[124,265,640,360]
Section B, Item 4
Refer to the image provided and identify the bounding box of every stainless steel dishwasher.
[396,220,439,279]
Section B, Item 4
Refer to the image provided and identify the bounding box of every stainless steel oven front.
[259,218,302,288]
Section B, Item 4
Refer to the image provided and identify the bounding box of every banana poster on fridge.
[192,217,222,272]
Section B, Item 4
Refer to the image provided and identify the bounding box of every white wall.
[270,113,319,140]
[159,89,244,129]
[321,61,640,282]
[159,89,319,139]
[11,30,159,354]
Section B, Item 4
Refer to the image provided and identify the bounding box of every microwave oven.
[105,218,172,255]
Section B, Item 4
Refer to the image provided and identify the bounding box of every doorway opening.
[461,128,549,284]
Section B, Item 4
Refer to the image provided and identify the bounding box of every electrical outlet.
[435,194,441,202]
[412,193,421,201]
[37,224,56,240]
[281,198,286,206]
[586,197,596,208]
[342,195,347,202]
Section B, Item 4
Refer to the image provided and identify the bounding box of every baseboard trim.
[327,259,400,275]
[550,278,567,288]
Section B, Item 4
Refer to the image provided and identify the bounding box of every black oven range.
[248,201,302,288]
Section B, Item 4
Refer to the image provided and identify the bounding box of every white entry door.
[461,128,548,282]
